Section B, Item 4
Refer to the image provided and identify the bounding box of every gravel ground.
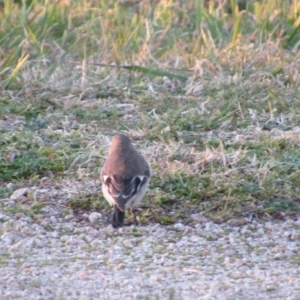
[0,207,300,300]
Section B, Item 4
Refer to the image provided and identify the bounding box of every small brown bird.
[101,134,151,228]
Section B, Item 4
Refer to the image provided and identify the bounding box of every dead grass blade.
[5,53,29,89]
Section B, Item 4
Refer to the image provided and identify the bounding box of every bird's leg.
[112,206,124,228]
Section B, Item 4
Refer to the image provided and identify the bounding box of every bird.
[101,134,151,228]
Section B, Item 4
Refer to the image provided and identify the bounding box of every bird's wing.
[102,174,148,211]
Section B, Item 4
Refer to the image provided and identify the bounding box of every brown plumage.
[101,134,151,228]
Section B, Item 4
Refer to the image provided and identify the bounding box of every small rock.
[50,216,57,224]
[0,232,19,245]
[291,231,299,241]
[85,226,99,237]
[227,218,248,227]
[88,212,102,224]
[123,239,133,247]
[50,231,60,238]
[224,256,235,264]
[0,212,6,221]
[6,183,14,189]
[14,212,26,220]
[116,263,125,270]
[263,282,276,291]
[10,188,29,201]
[224,249,237,256]
[90,239,102,247]
[113,245,123,251]
[71,121,79,129]
[189,235,206,243]
[166,243,175,250]
[19,226,32,235]
[191,214,208,223]
[174,223,185,231]
[65,214,74,221]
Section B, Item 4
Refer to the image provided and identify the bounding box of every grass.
[0,0,300,224]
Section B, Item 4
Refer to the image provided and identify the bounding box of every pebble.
[88,212,102,224]
[50,216,57,224]
[9,188,29,201]
[0,212,299,300]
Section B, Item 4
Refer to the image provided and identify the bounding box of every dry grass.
[1,0,300,224]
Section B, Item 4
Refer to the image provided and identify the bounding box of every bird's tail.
[112,205,124,228]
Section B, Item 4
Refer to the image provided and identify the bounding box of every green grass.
[68,195,103,212]
[0,131,73,180]
[1,0,300,223]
